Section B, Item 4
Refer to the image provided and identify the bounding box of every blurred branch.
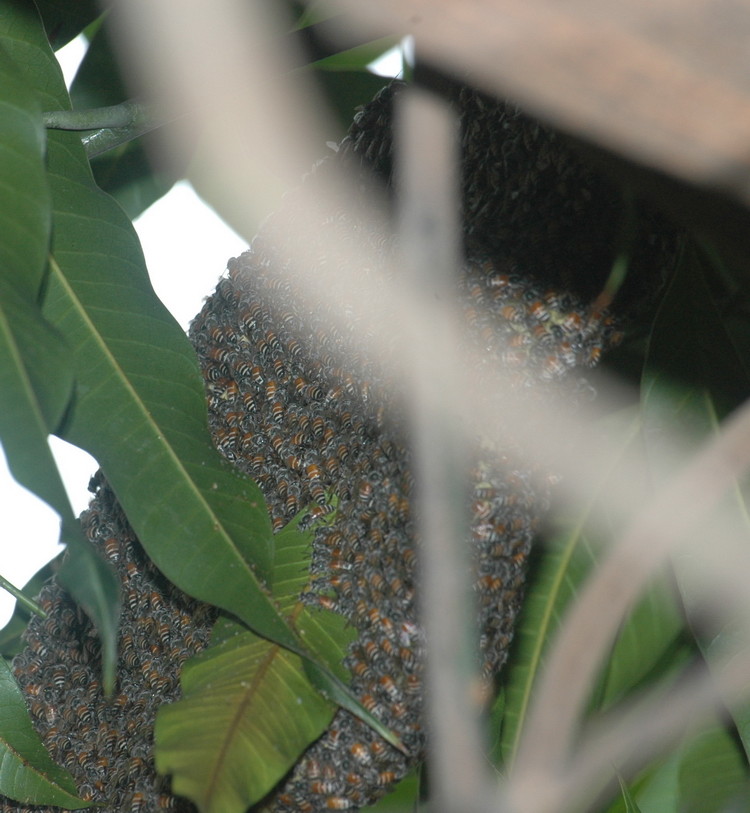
[330,0,750,197]
[509,395,750,812]
[330,0,750,262]
[396,87,492,813]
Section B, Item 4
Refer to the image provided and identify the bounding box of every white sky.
[0,35,403,626]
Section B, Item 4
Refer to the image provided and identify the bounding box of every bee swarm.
[2,81,675,812]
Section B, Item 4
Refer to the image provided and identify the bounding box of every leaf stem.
[42,101,179,158]
[43,100,153,131]
[0,574,46,618]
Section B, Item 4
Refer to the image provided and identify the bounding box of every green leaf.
[675,724,748,813]
[617,774,644,813]
[31,0,103,51]
[496,408,675,767]
[642,246,750,763]
[272,507,355,681]
[593,573,684,711]
[0,34,66,434]
[311,37,399,72]
[611,721,750,813]
[621,752,682,813]
[0,659,92,808]
[0,0,122,696]
[155,508,356,813]
[0,44,49,294]
[41,125,298,636]
[602,717,749,813]
[495,524,596,768]
[157,629,334,813]
[5,0,331,687]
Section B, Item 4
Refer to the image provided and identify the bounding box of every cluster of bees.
[4,478,215,812]
[2,80,674,812]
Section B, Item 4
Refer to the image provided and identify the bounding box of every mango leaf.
[5,0,343,682]
[0,0,121,696]
[627,760,681,813]
[156,631,334,813]
[0,659,91,808]
[600,702,748,813]
[675,724,749,813]
[155,508,357,813]
[617,774,644,813]
[496,410,641,766]
[607,721,750,813]
[591,572,684,711]
[32,0,103,51]
[496,406,691,767]
[601,770,657,813]
[642,245,750,763]
[494,522,596,769]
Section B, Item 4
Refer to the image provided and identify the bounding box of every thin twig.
[0,574,46,619]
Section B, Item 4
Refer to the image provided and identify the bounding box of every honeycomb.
[1,80,674,812]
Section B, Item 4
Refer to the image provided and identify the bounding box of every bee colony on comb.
[2,80,675,812]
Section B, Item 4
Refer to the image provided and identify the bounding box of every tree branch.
[43,101,178,158]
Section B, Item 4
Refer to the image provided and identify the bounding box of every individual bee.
[306,382,324,401]
[317,595,338,612]
[235,360,253,379]
[265,380,278,401]
[350,659,373,680]
[378,675,400,701]
[325,797,352,810]
[349,742,371,765]
[542,354,567,378]
[102,536,120,561]
[272,358,287,379]
[285,453,304,472]
[75,704,93,724]
[376,771,397,786]
[336,443,350,463]
[362,640,382,664]
[265,329,281,352]
[130,791,147,812]
[310,780,337,796]
[207,345,232,366]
